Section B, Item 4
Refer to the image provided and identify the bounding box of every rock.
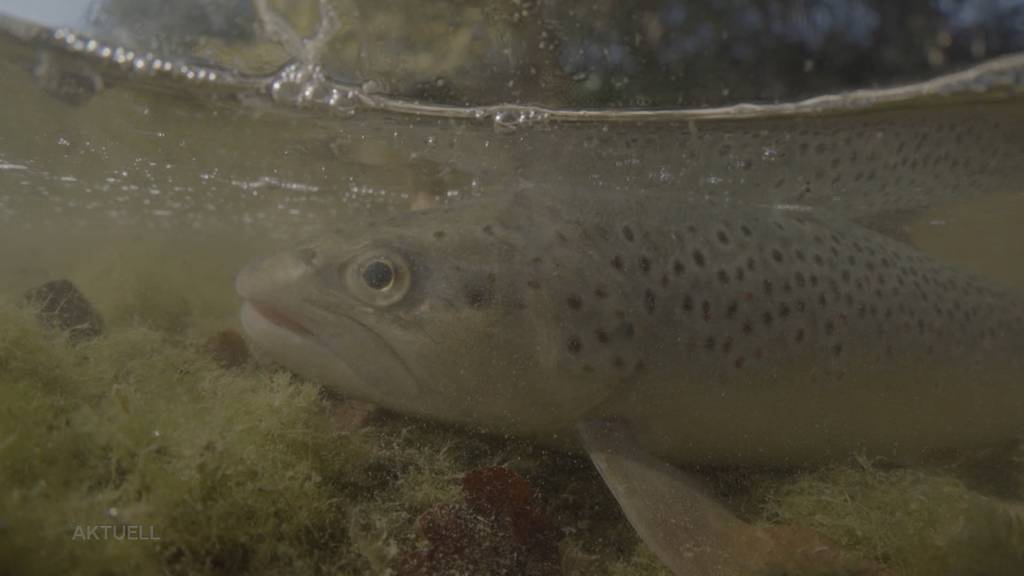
[398,466,561,576]
[203,330,250,368]
[329,399,378,434]
[23,279,105,342]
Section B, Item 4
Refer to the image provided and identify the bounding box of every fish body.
[237,192,1024,465]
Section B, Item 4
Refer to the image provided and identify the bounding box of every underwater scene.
[1,1,1024,575]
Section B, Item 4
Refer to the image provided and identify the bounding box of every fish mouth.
[239,300,419,404]
[246,301,314,337]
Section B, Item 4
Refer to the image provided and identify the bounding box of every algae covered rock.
[23,278,105,342]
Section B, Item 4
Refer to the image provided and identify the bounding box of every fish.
[236,191,1024,574]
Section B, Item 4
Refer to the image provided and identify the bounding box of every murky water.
[2,2,1024,576]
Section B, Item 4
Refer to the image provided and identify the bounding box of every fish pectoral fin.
[577,418,771,575]
[577,419,889,576]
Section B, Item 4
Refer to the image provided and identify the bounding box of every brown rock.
[329,399,378,434]
[398,466,561,576]
[23,279,104,342]
[203,330,250,368]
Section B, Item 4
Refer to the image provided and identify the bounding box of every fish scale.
[523,197,1024,463]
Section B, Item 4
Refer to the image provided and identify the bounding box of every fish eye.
[345,250,411,307]
[362,260,395,291]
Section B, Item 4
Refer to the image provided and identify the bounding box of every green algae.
[0,303,362,574]
[2,265,1023,575]
[758,459,1024,576]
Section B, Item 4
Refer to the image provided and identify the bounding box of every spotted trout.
[237,192,1024,574]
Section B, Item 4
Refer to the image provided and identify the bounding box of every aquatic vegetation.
[0,301,363,574]
[760,459,1024,576]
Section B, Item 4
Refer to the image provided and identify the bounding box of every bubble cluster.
[51,28,221,83]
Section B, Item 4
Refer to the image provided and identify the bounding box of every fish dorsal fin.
[853,208,923,246]
[577,419,887,576]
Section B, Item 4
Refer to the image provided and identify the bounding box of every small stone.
[23,279,104,342]
[203,330,250,368]
[329,399,378,434]
[33,53,105,106]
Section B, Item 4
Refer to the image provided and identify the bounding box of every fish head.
[236,201,611,432]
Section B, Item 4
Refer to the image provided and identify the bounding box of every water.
[1,3,1024,576]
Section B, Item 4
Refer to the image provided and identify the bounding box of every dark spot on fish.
[464,284,494,309]
[772,249,783,263]
[296,247,317,265]
[673,260,686,276]
[613,356,626,369]
[702,300,711,321]
[740,225,752,237]
[620,322,635,338]
[567,337,582,354]
[634,360,645,373]
[763,280,774,296]
[734,356,745,368]
[595,329,609,344]
[566,294,583,310]
[693,250,706,268]
[683,295,694,312]
[795,328,805,342]
[762,311,773,326]
[482,225,494,235]
[704,336,716,350]
[644,290,656,313]
[639,257,651,273]
[622,226,635,242]
[433,230,445,240]
[612,255,624,270]
[717,230,730,245]
[717,270,730,285]
[833,343,843,357]
[527,280,541,290]
[594,287,607,299]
